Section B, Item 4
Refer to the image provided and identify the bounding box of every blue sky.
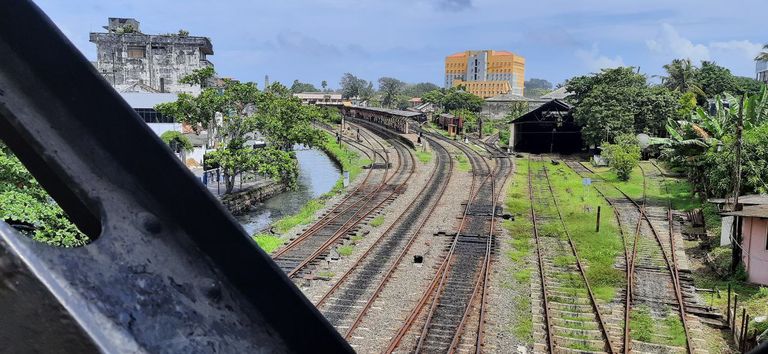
[35,0,767,89]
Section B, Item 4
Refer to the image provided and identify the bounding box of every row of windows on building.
[134,108,174,123]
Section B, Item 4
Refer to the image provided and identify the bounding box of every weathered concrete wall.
[90,32,213,94]
[220,181,287,215]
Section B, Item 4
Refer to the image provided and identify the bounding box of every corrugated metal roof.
[120,92,179,109]
[540,86,572,100]
[708,194,768,206]
[721,204,768,218]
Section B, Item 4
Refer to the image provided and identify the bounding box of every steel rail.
[271,127,386,258]
[447,148,509,354]
[384,133,487,354]
[285,133,416,278]
[414,145,494,353]
[318,137,454,340]
[541,160,617,354]
[527,155,556,353]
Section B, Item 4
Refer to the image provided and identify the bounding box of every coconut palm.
[662,58,706,97]
[755,44,768,61]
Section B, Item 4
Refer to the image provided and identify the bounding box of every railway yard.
[265,117,736,353]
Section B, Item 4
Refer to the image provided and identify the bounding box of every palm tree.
[662,58,701,93]
[755,44,768,61]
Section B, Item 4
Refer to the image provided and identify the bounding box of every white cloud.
[575,44,625,71]
[646,23,710,62]
[709,40,764,61]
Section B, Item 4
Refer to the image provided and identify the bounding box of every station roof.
[350,106,424,118]
[539,86,572,100]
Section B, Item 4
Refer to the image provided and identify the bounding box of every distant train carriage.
[435,113,463,136]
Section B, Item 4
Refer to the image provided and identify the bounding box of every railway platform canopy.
[340,106,425,134]
[508,99,582,154]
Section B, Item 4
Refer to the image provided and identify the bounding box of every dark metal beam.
[0,1,352,352]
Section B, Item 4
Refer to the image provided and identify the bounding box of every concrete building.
[90,18,214,94]
[293,92,344,106]
[721,203,768,285]
[757,59,768,84]
[445,50,525,98]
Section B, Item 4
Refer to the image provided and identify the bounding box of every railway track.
[564,160,699,354]
[314,134,453,341]
[528,156,616,354]
[386,134,511,353]
[272,125,415,278]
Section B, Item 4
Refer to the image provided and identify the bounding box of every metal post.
[741,313,750,353]
[739,308,747,350]
[727,284,732,327]
[733,294,739,329]
[596,206,601,232]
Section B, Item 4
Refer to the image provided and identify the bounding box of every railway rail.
[528,156,616,353]
[272,125,415,278]
[564,160,697,354]
[314,134,454,342]
[385,133,511,353]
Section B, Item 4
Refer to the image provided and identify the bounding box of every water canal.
[236,147,341,235]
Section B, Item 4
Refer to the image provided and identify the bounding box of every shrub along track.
[528,156,617,354]
[385,134,511,354]
[564,160,704,354]
[272,125,415,279]
[313,133,453,343]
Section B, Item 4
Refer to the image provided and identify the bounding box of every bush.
[160,131,193,153]
[601,134,640,181]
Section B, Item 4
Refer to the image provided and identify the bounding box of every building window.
[127,46,146,58]
[134,108,174,123]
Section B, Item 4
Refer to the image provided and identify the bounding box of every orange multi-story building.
[444,50,525,98]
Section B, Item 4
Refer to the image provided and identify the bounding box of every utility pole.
[731,94,745,273]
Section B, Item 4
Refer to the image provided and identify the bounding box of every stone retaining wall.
[220,180,287,215]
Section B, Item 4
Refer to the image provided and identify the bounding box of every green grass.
[514,268,532,283]
[370,215,384,227]
[338,245,354,257]
[455,153,471,172]
[415,150,432,164]
[664,313,687,346]
[317,271,335,278]
[252,233,283,253]
[530,160,625,303]
[631,306,654,342]
[320,132,370,182]
[273,199,324,234]
[511,295,533,344]
[350,234,364,243]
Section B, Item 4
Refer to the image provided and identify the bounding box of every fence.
[726,284,760,353]
[201,168,270,196]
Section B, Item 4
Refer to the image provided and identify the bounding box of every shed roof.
[353,106,424,118]
[540,86,572,100]
[708,194,768,206]
[721,204,768,218]
[509,99,572,124]
[486,92,531,102]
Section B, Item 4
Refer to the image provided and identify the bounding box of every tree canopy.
[290,80,319,93]
[157,71,323,193]
[378,77,406,108]
[340,73,374,100]
[422,86,484,113]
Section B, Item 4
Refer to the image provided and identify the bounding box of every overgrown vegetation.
[415,150,432,164]
[252,233,283,253]
[337,245,354,257]
[160,131,193,153]
[601,134,641,181]
[369,215,384,227]
[0,144,88,247]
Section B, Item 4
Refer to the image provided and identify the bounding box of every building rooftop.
[486,92,532,102]
[540,86,572,100]
[709,194,768,206]
[120,92,178,109]
[353,106,424,118]
[89,32,214,55]
[293,92,342,99]
[721,204,768,218]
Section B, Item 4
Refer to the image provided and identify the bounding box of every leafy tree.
[378,77,406,108]
[677,91,698,120]
[160,131,194,153]
[503,102,530,121]
[696,61,737,98]
[340,73,373,99]
[635,86,681,136]
[0,144,87,246]
[443,87,484,112]
[573,85,638,146]
[321,80,328,91]
[601,134,640,181]
[567,67,646,104]
[732,76,764,96]
[290,80,319,93]
[179,66,215,87]
[422,89,445,106]
[451,109,478,133]
[158,70,321,193]
[402,82,440,98]
[525,78,553,90]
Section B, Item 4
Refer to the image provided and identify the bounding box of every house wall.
[742,217,768,285]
